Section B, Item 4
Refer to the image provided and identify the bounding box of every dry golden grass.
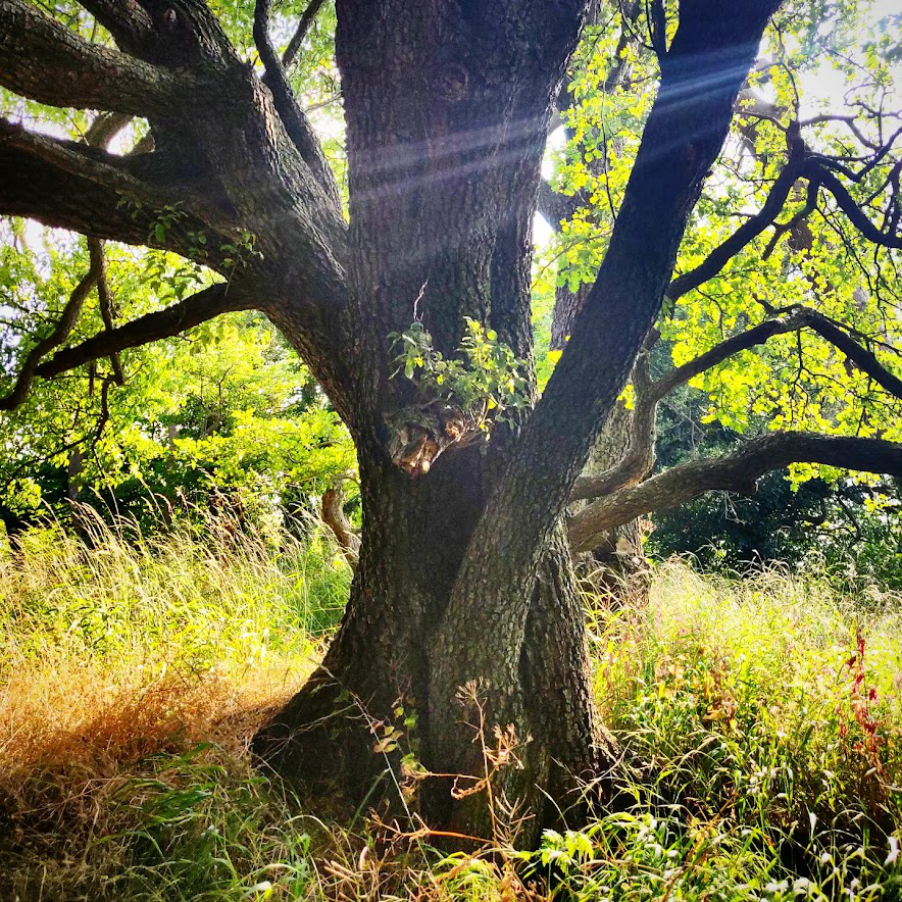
[0,653,309,779]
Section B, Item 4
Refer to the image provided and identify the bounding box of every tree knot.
[434,64,470,103]
[385,405,481,478]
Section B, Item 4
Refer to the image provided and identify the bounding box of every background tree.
[0,232,354,534]
[537,1,902,584]
[2,0,902,841]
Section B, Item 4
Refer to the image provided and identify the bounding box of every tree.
[0,238,354,533]
[537,4,902,577]
[2,0,902,840]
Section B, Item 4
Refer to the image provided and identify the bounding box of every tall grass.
[1,510,348,777]
[0,521,899,900]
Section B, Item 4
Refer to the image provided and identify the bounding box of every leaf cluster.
[388,318,531,430]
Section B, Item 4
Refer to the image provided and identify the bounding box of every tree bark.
[255,446,614,844]
[251,0,615,842]
[553,282,650,595]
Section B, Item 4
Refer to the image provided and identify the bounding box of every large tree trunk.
[255,446,615,844]
[253,0,779,844]
[254,0,611,843]
[0,0,854,849]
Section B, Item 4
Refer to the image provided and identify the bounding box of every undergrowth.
[0,518,899,900]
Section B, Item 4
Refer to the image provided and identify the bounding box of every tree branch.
[568,307,902,511]
[0,121,233,260]
[667,155,811,300]
[818,168,902,249]
[653,311,812,398]
[567,432,902,552]
[569,354,657,501]
[282,0,327,69]
[435,0,783,709]
[0,0,178,115]
[34,283,251,381]
[0,241,103,411]
[253,0,341,208]
[75,0,154,56]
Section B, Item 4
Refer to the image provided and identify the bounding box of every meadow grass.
[0,519,899,900]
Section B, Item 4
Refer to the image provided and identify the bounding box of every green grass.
[0,520,899,900]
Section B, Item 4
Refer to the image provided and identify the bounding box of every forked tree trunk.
[253,0,779,843]
[257,446,614,842]
[253,1,616,841]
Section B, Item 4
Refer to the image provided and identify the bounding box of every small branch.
[0,241,103,411]
[282,0,327,69]
[568,432,902,552]
[652,310,812,399]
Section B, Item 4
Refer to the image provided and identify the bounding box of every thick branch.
[34,283,250,380]
[568,433,902,552]
[818,169,902,250]
[75,0,153,56]
[0,124,232,260]
[0,0,177,115]
[806,313,902,401]
[569,308,902,508]
[667,156,811,300]
[254,0,342,208]
[436,0,783,716]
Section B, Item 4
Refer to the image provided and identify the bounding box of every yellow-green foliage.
[0,530,899,901]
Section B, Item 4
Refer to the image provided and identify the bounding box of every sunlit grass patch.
[0,528,900,900]
[0,511,350,776]
[592,560,902,897]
